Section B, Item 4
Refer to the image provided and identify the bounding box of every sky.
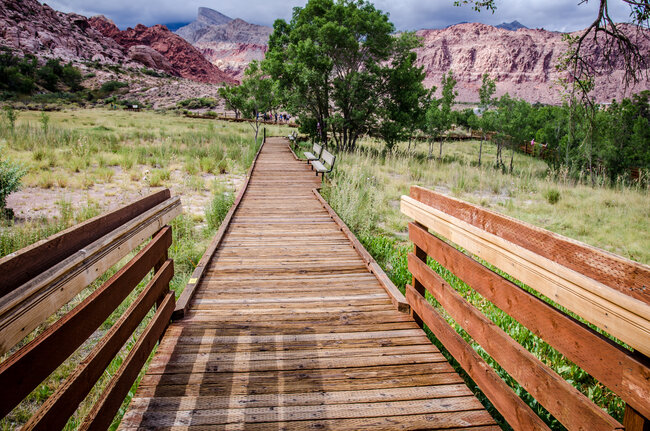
[41,0,633,32]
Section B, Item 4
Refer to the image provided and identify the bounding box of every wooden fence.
[401,185,650,430]
[0,189,181,430]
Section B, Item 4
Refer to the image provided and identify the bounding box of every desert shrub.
[545,188,561,204]
[205,186,234,231]
[177,97,218,110]
[100,80,128,94]
[0,146,26,216]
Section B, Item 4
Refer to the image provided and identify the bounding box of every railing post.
[624,404,650,431]
[411,221,428,328]
[153,226,170,308]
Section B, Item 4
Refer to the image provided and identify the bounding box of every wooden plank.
[80,292,174,431]
[401,194,650,357]
[173,138,265,319]
[22,260,174,431]
[0,228,172,418]
[0,189,170,294]
[409,257,623,430]
[405,285,551,431]
[126,384,473,411]
[0,196,181,355]
[409,221,650,419]
[623,404,650,431]
[409,185,650,305]
[312,188,409,313]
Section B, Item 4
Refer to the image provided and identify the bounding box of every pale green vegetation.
[318,134,649,426]
[0,108,291,430]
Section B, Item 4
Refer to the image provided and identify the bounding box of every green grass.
[0,108,291,430]
[320,135,649,428]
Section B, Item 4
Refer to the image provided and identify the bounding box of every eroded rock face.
[175,8,272,82]
[89,16,235,84]
[0,0,125,63]
[415,23,650,104]
[127,45,175,75]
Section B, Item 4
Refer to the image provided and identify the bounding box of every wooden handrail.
[0,191,180,430]
[401,186,650,430]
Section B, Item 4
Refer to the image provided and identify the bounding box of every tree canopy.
[263,0,427,151]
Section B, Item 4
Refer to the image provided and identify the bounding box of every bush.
[545,188,561,204]
[0,147,26,217]
[177,97,218,110]
[100,80,129,94]
[205,187,234,231]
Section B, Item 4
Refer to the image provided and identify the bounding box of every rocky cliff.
[415,23,650,104]
[176,8,271,81]
[89,16,235,84]
[0,0,125,63]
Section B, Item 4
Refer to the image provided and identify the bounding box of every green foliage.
[0,50,84,97]
[0,145,25,216]
[177,97,218,110]
[4,105,17,133]
[264,0,427,152]
[100,80,129,94]
[545,188,561,204]
[425,70,457,159]
[205,186,234,231]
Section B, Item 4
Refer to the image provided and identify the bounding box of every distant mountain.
[415,22,650,104]
[496,20,527,31]
[89,15,235,84]
[175,7,272,81]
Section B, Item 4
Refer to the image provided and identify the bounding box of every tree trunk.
[438,138,443,160]
[478,133,484,167]
[428,138,433,159]
[509,140,515,174]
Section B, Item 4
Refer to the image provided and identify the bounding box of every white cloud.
[40,0,635,31]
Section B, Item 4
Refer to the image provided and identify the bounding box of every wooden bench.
[0,190,181,430]
[400,185,650,430]
[310,148,335,176]
[303,142,322,164]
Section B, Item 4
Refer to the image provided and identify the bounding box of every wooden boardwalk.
[119,138,497,430]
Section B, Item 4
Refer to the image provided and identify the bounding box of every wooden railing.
[0,189,181,430]
[401,185,650,431]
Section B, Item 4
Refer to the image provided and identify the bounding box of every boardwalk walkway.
[119,138,497,430]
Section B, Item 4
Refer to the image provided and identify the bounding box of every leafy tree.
[426,70,457,160]
[375,33,429,153]
[476,72,496,166]
[0,144,25,218]
[219,61,279,146]
[264,0,426,152]
[62,62,83,91]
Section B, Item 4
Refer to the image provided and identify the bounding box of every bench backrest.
[322,149,335,167]
[401,185,650,430]
[0,190,181,429]
[313,143,322,156]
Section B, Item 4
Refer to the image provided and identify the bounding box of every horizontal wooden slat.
[409,256,623,431]
[0,227,171,418]
[409,185,650,305]
[80,291,174,431]
[23,260,174,431]
[0,196,181,355]
[409,221,650,419]
[401,194,650,357]
[405,285,549,431]
[0,189,170,295]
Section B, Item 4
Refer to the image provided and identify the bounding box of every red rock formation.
[415,23,650,104]
[89,16,235,84]
[0,0,125,63]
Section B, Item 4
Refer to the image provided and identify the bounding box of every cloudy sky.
[42,0,633,32]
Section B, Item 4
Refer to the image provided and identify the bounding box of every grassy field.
[312,136,649,427]
[0,108,291,430]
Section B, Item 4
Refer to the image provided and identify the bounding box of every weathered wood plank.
[0,189,170,294]
[0,228,172,418]
[409,221,650,419]
[401,194,650,357]
[409,257,623,431]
